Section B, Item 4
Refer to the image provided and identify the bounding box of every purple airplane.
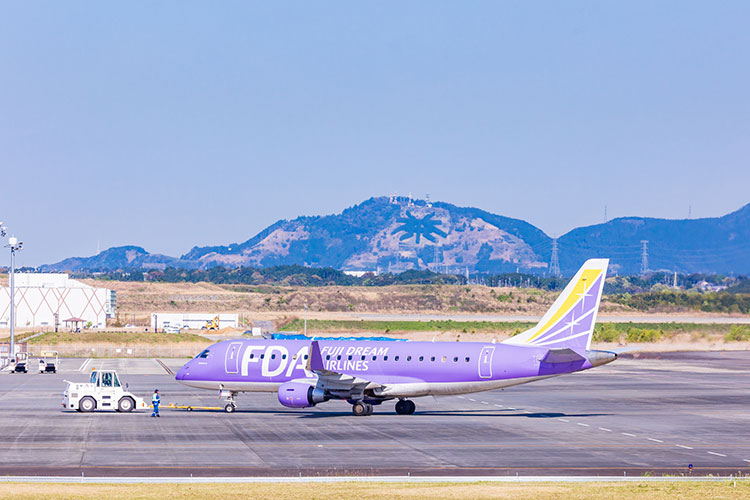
[176,259,615,415]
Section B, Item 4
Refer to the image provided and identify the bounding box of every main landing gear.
[352,401,374,416]
[395,399,416,415]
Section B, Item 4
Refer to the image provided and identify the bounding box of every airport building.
[150,312,238,331]
[0,273,115,329]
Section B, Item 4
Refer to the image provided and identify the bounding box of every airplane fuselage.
[176,338,612,398]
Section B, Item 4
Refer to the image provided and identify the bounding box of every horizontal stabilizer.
[541,348,586,364]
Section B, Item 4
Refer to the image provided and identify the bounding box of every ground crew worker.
[151,389,160,417]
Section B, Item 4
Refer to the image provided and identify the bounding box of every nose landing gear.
[222,390,238,413]
[395,399,416,415]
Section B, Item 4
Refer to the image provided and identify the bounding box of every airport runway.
[1,352,749,477]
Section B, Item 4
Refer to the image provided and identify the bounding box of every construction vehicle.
[39,350,59,373]
[62,369,148,412]
[203,315,220,330]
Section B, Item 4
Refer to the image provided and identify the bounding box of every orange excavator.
[204,315,220,330]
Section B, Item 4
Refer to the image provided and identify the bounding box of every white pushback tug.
[62,369,148,412]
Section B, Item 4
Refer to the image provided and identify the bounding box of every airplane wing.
[304,340,381,396]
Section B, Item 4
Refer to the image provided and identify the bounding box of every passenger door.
[225,342,242,374]
[478,346,495,379]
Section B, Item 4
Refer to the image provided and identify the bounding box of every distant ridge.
[40,197,750,276]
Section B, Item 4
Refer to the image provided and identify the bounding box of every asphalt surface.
[1,352,749,477]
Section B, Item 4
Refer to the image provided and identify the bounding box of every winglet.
[306,340,325,372]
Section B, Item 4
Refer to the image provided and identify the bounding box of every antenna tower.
[433,245,441,273]
[640,240,649,275]
[549,238,561,277]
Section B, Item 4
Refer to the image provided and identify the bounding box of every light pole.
[304,303,307,336]
[6,236,22,361]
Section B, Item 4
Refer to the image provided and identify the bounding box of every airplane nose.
[175,364,188,381]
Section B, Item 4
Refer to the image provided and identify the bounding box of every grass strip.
[1,481,749,500]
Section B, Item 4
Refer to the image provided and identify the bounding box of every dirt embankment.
[85,280,640,325]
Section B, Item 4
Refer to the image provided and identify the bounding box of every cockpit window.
[196,349,210,359]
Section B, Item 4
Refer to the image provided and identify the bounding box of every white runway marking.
[494,404,503,408]
[676,445,693,450]
[558,418,569,422]
[78,359,92,372]
[481,401,489,405]
[707,451,726,457]
[598,427,612,432]
[622,432,637,437]
[647,438,664,443]
[577,423,590,427]
[468,398,476,402]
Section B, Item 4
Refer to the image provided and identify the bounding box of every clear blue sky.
[2,2,749,266]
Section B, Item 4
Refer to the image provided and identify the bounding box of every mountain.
[179,197,550,273]
[559,203,750,276]
[41,197,750,276]
[42,246,192,272]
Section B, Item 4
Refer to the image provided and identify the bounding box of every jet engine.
[277,381,328,408]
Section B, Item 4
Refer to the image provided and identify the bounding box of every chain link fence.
[27,343,206,358]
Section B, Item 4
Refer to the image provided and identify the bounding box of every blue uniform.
[151,392,160,417]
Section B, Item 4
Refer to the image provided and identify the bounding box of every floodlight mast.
[6,235,22,362]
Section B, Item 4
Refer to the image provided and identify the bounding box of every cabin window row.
[244,352,472,362]
[324,354,471,363]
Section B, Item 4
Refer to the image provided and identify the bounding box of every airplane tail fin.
[503,258,608,353]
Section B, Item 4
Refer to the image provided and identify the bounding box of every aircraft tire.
[352,402,369,416]
[395,400,408,415]
[224,404,236,413]
[396,400,416,415]
[405,400,416,415]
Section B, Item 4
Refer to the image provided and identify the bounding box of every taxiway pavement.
[0,352,749,477]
